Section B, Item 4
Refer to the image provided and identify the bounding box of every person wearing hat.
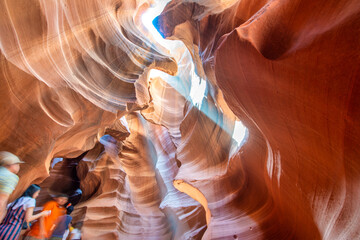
[0,151,24,222]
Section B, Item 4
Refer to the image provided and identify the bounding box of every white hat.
[0,151,25,166]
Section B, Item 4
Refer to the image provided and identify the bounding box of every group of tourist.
[0,151,82,240]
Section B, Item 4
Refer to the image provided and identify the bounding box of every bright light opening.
[229,120,248,157]
[141,2,247,151]
[141,1,169,45]
[120,116,130,133]
[142,2,207,110]
[232,121,248,147]
[189,73,207,108]
[51,158,63,168]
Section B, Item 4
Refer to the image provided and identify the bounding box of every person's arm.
[0,193,10,222]
[24,207,51,222]
[66,226,75,240]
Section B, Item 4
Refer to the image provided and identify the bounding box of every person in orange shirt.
[24,194,68,240]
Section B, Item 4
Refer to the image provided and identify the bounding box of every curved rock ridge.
[0,0,176,195]
[1,0,359,239]
[1,0,241,238]
[70,115,209,239]
[157,0,360,239]
[0,0,177,112]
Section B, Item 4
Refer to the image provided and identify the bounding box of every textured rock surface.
[1,0,360,239]
[155,0,360,239]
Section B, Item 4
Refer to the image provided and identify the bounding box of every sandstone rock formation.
[155,0,360,239]
[1,0,360,239]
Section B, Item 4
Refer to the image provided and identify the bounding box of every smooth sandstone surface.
[0,0,359,239]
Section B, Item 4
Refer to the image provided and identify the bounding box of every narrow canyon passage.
[0,0,359,239]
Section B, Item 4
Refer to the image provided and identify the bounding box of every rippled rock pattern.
[1,0,360,239]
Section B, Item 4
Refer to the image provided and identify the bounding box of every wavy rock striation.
[0,0,359,239]
[157,0,360,239]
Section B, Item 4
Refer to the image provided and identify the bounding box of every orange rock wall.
[156,0,360,239]
[0,0,359,239]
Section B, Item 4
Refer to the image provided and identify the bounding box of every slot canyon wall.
[1,0,360,239]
